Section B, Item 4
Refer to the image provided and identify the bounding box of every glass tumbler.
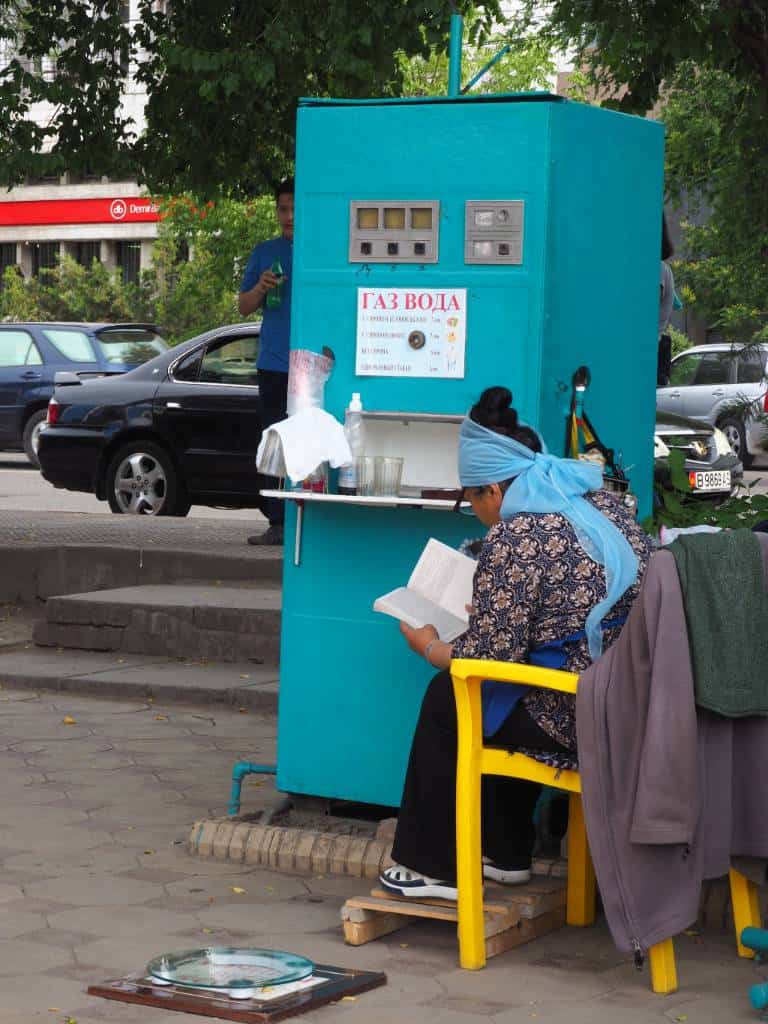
[374,456,404,496]
[355,456,377,496]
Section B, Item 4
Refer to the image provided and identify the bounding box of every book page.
[373,586,468,641]
[407,538,476,622]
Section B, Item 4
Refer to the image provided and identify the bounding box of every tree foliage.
[397,25,557,97]
[516,1,768,114]
[0,0,135,182]
[1,256,154,323]
[150,194,277,342]
[519,1,768,342]
[0,0,501,197]
[662,60,768,343]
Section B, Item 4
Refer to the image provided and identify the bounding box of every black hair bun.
[472,386,518,433]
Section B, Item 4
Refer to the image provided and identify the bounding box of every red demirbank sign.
[0,197,161,226]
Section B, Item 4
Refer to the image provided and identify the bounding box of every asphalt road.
[0,452,261,519]
[0,451,766,518]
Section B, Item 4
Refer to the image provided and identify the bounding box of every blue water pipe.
[228,761,277,816]
[740,929,768,1012]
[461,44,511,94]
[447,12,463,97]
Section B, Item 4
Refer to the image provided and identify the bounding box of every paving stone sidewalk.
[0,687,763,1024]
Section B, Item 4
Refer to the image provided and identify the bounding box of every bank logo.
[109,199,127,221]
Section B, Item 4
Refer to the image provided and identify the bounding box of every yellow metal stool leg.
[648,939,677,994]
[730,867,762,958]
[566,792,596,926]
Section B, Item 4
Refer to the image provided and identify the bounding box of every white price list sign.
[355,287,467,379]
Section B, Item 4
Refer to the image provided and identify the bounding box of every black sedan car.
[38,323,263,515]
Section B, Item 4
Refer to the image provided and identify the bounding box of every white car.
[657,343,768,467]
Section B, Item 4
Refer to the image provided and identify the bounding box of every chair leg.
[730,867,762,958]
[566,792,596,926]
[648,939,677,994]
[455,762,485,969]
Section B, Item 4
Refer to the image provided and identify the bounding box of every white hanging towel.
[255,407,352,484]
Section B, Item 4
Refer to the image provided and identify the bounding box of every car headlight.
[654,434,670,459]
[713,426,734,457]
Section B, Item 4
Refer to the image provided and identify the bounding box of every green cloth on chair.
[669,530,768,717]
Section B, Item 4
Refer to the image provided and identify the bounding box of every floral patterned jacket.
[451,490,654,750]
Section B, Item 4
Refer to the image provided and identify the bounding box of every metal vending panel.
[349,200,440,263]
[464,200,525,264]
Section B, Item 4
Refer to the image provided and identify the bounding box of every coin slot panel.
[464,200,524,265]
[349,201,440,263]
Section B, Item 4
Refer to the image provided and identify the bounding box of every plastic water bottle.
[337,393,366,495]
[266,260,284,309]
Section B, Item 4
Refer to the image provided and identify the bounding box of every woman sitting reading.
[380,387,653,901]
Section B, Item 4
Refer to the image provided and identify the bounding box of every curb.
[188,816,570,882]
[188,818,395,880]
[0,671,279,710]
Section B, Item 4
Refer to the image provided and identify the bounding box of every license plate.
[689,469,731,492]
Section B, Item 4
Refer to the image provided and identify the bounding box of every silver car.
[656,343,768,468]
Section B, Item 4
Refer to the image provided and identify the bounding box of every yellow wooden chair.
[451,658,762,994]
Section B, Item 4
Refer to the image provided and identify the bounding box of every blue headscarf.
[458,416,638,661]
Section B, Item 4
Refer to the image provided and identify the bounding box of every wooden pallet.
[341,877,566,961]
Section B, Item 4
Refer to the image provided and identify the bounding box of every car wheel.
[22,409,48,468]
[106,441,190,516]
[720,418,753,469]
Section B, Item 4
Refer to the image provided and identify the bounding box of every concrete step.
[0,541,282,603]
[0,646,280,709]
[33,581,282,664]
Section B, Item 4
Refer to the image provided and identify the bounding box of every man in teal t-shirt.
[239,178,294,546]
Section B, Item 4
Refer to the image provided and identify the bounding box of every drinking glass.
[374,456,404,496]
[355,456,377,496]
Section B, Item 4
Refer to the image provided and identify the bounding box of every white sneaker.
[379,863,458,901]
[482,857,531,885]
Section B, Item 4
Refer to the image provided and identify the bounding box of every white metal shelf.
[260,489,469,565]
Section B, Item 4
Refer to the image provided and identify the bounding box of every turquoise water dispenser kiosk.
[266,89,664,809]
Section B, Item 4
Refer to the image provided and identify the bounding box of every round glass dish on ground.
[147,948,314,996]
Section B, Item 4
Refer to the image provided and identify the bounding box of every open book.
[373,538,476,641]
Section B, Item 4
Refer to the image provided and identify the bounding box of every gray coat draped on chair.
[576,535,768,955]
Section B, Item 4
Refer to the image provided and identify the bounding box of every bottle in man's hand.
[266,260,284,309]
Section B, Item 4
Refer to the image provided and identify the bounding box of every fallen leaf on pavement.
[239,674,250,680]
[62,716,76,725]
[230,886,247,895]
[154,715,168,721]
[143,849,155,855]
[202,928,213,934]
[239,708,248,713]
